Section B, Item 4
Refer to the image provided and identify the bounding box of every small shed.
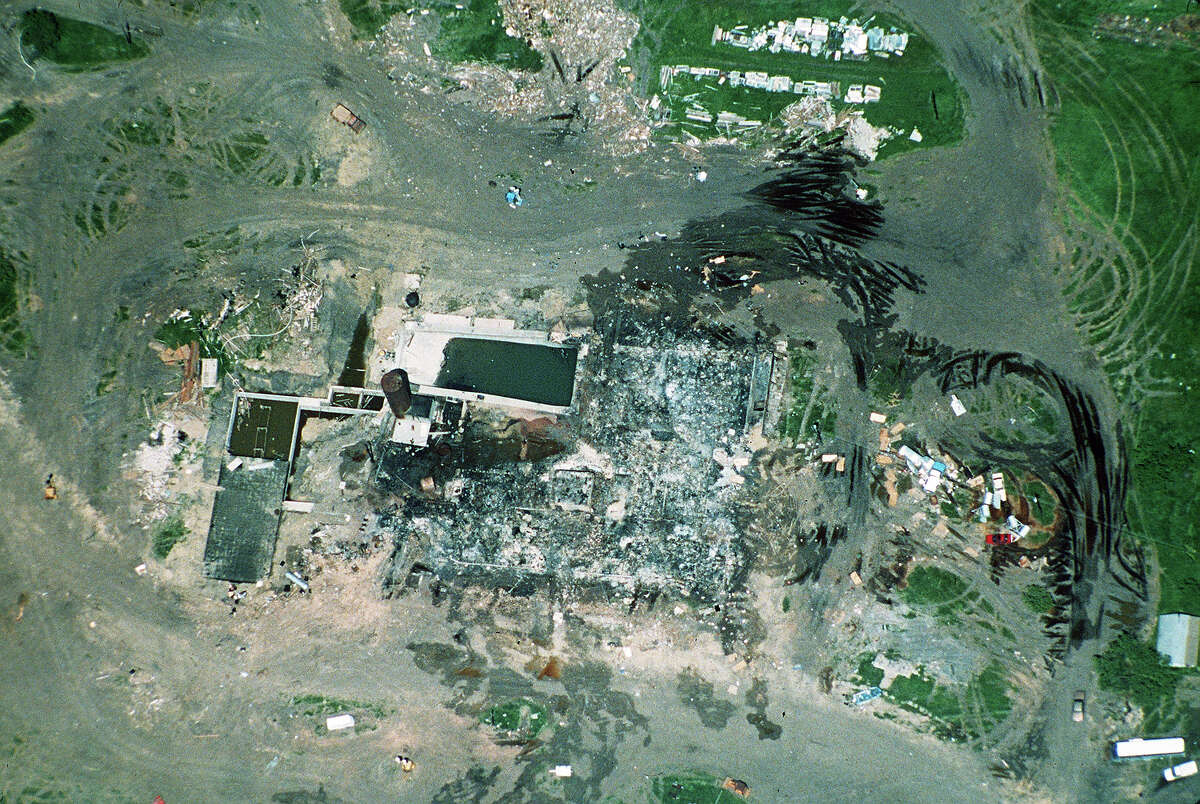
[1157,613,1200,667]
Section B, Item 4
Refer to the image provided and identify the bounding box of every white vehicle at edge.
[1163,759,1198,782]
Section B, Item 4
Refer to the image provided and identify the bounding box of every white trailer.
[1112,737,1186,760]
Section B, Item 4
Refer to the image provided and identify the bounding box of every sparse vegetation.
[289,693,388,718]
[152,516,188,559]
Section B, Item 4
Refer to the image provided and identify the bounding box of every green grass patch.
[0,248,31,355]
[902,566,967,606]
[1022,479,1057,524]
[337,0,405,38]
[1031,0,1200,618]
[1096,632,1187,714]
[780,348,836,441]
[289,693,388,718]
[886,667,934,709]
[481,698,549,739]
[20,10,149,71]
[432,0,544,71]
[152,516,188,559]
[629,0,965,155]
[965,661,1013,730]
[854,652,884,687]
[649,772,740,804]
[1022,584,1054,615]
[0,102,35,147]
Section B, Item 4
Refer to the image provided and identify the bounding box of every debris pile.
[376,323,759,600]
[132,421,184,521]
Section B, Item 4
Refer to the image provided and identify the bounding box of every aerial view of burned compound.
[0,0,1197,801]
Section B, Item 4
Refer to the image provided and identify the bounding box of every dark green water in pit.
[434,337,577,407]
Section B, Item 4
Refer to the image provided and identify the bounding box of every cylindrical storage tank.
[381,368,412,417]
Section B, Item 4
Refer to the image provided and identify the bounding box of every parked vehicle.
[331,103,366,133]
[1112,737,1186,760]
[1163,759,1198,782]
[986,532,1015,545]
[1072,690,1085,722]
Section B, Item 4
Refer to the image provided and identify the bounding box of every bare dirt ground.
[0,0,1133,800]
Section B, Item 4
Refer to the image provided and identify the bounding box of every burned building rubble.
[374,316,772,602]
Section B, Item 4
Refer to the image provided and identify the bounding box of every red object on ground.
[986,532,1015,545]
[153,797,166,804]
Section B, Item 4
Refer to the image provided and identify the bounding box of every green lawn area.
[152,516,188,559]
[649,773,745,803]
[1030,0,1200,617]
[431,0,543,71]
[0,102,35,148]
[480,698,549,739]
[902,566,967,606]
[779,348,837,441]
[0,248,30,355]
[1095,632,1197,736]
[338,0,405,38]
[20,10,149,71]
[627,0,965,157]
[1022,584,1054,615]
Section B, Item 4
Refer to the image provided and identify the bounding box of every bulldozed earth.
[0,0,1179,802]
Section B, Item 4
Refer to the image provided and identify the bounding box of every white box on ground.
[1164,760,1197,782]
[326,714,355,731]
[949,394,966,416]
[200,358,219,388]
[550,765,573,778]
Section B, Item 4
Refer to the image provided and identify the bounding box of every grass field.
[0,248,30,356]
[0,102,35,148]
[20,10,149,71]
[1030,0,1200,616]
[430,0,543,70]
[627,0,964,157]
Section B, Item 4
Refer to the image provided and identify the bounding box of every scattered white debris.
[695,170,708,182]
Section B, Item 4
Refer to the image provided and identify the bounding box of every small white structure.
[550,765,573,778]
[326,713,355,731]
[991,472,1006,503]
[1164,759,1198,782]
[908,128,923,142]
[1156,613,1200,667]
[200,358,219,388]
[869,411,887,424]
[949,394,966,416]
